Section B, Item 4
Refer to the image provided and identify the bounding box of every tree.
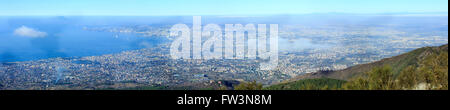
[417,52,448,90]
[234,81,263,90]
[397,66,419,89]
[343,65,396,90]
[367,65,397,90]
[343,76,369,90]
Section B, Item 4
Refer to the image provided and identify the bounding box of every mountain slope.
[264,78,346,90]
[291,44,448,81]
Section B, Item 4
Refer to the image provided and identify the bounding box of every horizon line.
[0,12,448,17]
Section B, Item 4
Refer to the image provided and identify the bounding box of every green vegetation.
[294,44,448,80]
[345,65,397,90]
[271,44,448,90]
[342,65,397,90]
[234,81,263,90]
[418,52,448,90]
[264,78,346,90]
[343,46,448,90]
[397,66,419,89]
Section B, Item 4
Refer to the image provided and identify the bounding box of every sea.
[0,16,170,62]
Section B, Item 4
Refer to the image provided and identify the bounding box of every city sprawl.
[0,17,448,89]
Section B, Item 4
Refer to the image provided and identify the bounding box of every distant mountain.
[289,44,448,81]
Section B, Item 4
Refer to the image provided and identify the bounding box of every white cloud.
[13,26,47,38]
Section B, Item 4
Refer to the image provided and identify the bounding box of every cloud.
[13,26,47,38]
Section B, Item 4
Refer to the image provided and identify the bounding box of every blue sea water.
[0,16,325,62]
[0,16,169,62]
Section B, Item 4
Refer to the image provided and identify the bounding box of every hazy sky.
[0,0,448,16]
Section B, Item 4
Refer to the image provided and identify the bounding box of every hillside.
[264,44,448,90]
[264,78,346,90]
[292,44,448,81]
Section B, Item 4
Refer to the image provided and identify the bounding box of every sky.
[0,0,448,16]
